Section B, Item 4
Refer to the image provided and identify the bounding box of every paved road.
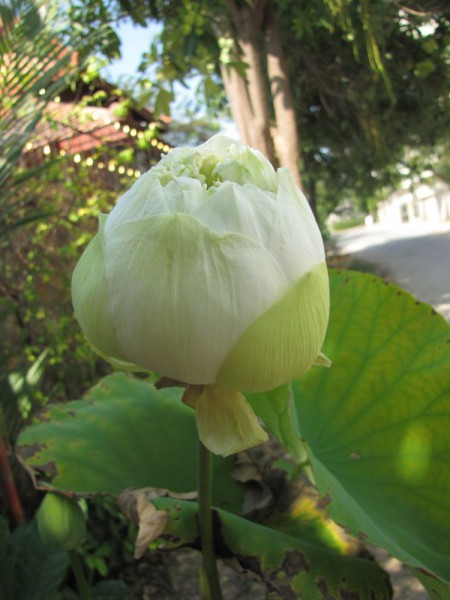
[333,222,450,321]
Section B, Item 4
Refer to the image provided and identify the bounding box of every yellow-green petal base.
[183,384,268,457]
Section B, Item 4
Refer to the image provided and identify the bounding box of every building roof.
[20,76,171,169]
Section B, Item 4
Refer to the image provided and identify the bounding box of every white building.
[377,177,450,227]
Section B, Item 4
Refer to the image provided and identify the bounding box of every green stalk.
[198,440,223,600]
[69,550,91,600]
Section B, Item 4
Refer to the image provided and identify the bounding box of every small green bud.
[36,492,86,550]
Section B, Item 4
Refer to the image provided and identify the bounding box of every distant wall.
[377,179,450,226]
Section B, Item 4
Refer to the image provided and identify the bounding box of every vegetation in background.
[67,0,450,216]
[2,2,450,598]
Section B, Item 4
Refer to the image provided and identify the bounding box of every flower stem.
[69,550,91,600]
[198,440,223,600]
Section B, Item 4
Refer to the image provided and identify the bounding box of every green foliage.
[329,216,366,230]
[413,568,450,599]
[67,0,122,61]
[0,513,130,600]
[0,157,137,406]
[16,372,243,512]
[0,5,56,220]
[47,4,449,232]
[293,270,450,581]
[0,350,48,446]
[0,516,17,600]
[163,116,220,147]
[153,88,174,117]
[88,579,128,600]
[246,384,306,462]
[281,0,450,208]
[435,140,450,184]
[70,0,450,213]
[80,496,136,579]
[0,1,139,423]
[5,3,450,588]
[70,0,228,118]
[0,0,96,238]
[16,270,450,593]
[41,3,436,222]
[10,351,47,412]
[0,516,69,600]
[152,497,392,599]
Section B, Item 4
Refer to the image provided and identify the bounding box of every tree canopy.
[67,0,450,213]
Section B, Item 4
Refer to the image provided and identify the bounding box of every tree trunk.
[265,3,303,189]
[225,0,277,166]
[219,60,253,146]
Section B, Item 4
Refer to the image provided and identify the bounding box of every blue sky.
[101,19,160,80]
[101,18,238,136]
[100,19,201,118]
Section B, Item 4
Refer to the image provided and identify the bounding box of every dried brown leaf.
[118,489,169,559]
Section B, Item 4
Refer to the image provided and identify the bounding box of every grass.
[330,217,366,231]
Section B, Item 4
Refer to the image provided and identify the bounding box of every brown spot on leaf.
[36,411,52,422]
[316,577,334,599]
[262,567,297,600]
[282,550,310,575]
[269,580,297,600]
[431,309,437,315]
[418,567,440,580]
[34,460,59,480]
[16,441,46,460]
[340,590,361,600]
[339,523,353,535]
[317,494,331,508]
[236,553,263,577]
[15,446,56,490]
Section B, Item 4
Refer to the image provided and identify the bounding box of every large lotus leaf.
[412,568,450,600]
[150,496,392,599]
[292,270,450,582]
[16,373,242,513]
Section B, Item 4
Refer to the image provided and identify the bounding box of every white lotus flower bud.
[72,135,330,456]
